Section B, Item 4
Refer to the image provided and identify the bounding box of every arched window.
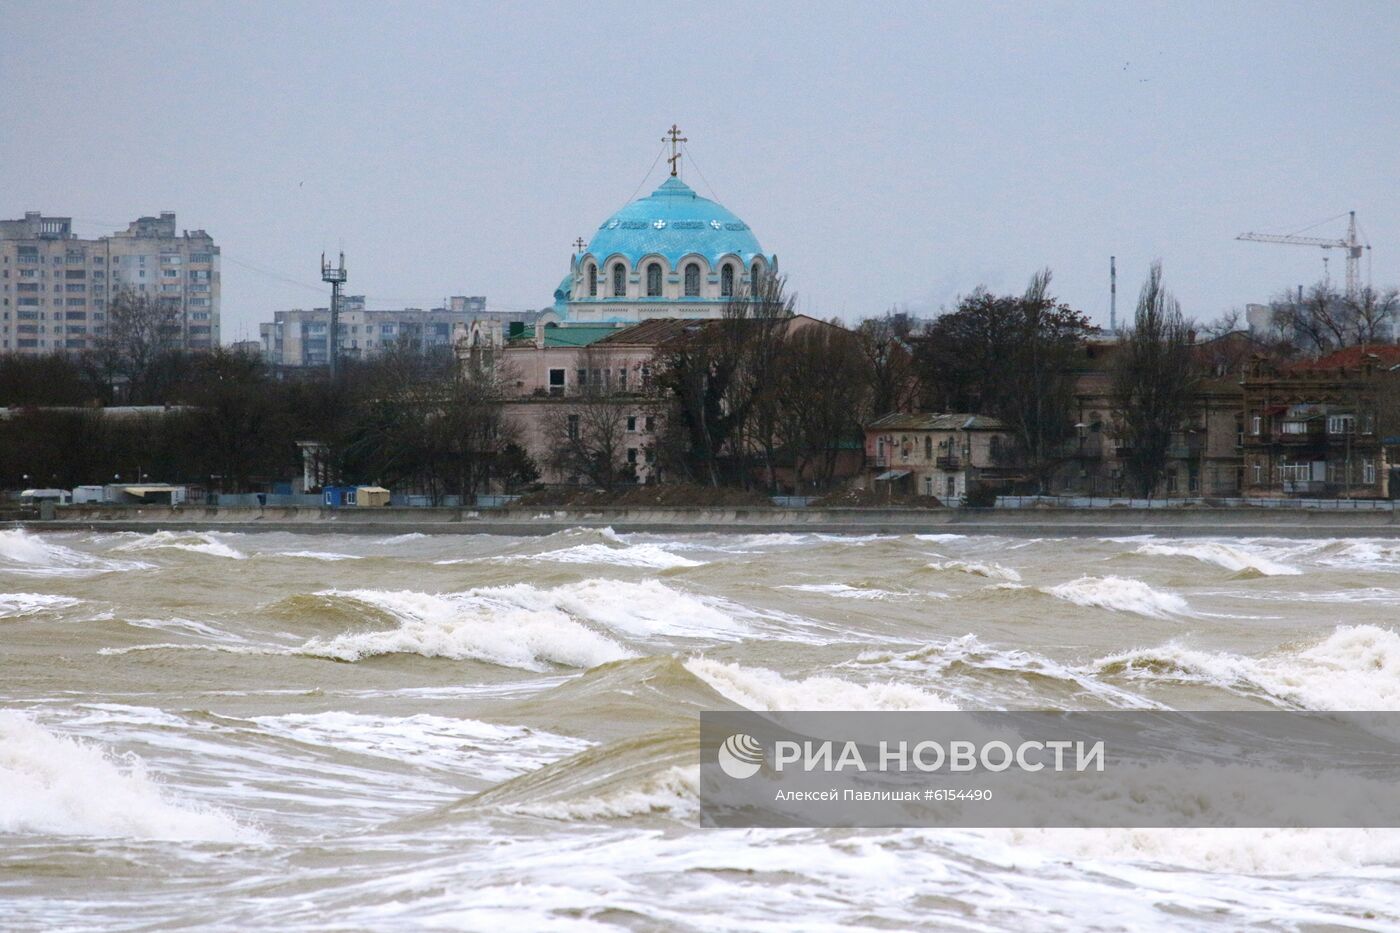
[683,263,700,297]
[646,262,662,297]
[925,436,933,460]
[720,264,734,297]
[612,264,626,297]
[586,263,597,297]
[751,262,762,288]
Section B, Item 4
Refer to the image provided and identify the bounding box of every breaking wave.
[0,711,254,842]
[925,558,1022,582]
[302,588,637,670]
[113,531,246,560]
[684,657,958,711]
[0,593,81,619]
[475,579,748,640]
[522,542,703,569]
[0,529,148,577]
[1094,624,1400,710]
[1134,541,1301,577]
[1043,576,1190,619]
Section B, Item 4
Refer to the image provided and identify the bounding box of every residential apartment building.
[864,412,1017,500]
[0,212,220,354]
[1241,346,1400,498]
[259,295,497,367]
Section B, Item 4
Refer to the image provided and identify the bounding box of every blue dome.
[584,176,767,267]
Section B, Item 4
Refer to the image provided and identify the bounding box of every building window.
[721,264,734,297]
[612,264,626,297]
[684,263,700,297]
[577,369,587,386]
[1327,414,1355,435]
[751,262,761,287]
[567,414,580,440]
[627,448,638,464]
[549,368,565,396]
[646,262,662,297]
[1365,460,1377,485]
[1250,415,1261,435]
[627,416,637,432]
[924,436,932,459]
[587,263,597,297]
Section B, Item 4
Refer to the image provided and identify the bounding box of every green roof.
[510,324,623,348]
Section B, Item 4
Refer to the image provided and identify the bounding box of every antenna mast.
[321,251,347,379]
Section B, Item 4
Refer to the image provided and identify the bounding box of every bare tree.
[97,286,183,401]
[658,270,795,486]
[771,322,871,491]
[855,310,920,417]
[1111,262,1200,496]
[544,374,634,491]
[1347,286,1400,348]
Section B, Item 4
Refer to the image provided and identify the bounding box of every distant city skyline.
[2,1,1397,342]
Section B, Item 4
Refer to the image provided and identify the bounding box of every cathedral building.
[544,127,777,325]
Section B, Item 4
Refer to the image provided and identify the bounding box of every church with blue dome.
[549,129,777,324]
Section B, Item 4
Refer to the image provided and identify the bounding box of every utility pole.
[321,252,347,379]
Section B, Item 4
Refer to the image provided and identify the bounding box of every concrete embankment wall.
[11,504,1400,537]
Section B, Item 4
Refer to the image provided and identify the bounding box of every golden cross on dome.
[663,124,688,177]
[573,237,587,253]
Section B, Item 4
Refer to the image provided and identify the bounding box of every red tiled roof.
[1287,345,1400,371]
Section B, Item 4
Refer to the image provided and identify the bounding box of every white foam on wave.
[1135,541,1300,576]
[1044,575,1190,619]
[853,634,1162,710]
[122,616,249,644]
[304,589,636,671]
[0,593,81,619]
[478,579,748,640]
[779,583,905,600]
[926,558,1022,582]
[684,657,958,711]
[0,711,254,842]
[998,826,1400,874]
[0,529,148,577]
[522,542,702,569]
[277,550,362,562]
[113,530,246,560]
[1315,540,1400,570]
[378,533,428,544]
[1094,624,1400,710]
[250,711,591,781]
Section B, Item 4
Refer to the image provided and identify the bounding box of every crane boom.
[1236,232,1349,249]
[1235,210,1368,297]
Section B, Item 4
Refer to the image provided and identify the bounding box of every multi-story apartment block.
[259,296,504,367]
[1241,346,1400,498]
[0,212,220,354]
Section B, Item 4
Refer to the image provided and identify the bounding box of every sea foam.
[304,588,636,670]
[1044,575,1190,619]
[684,658,958,711]
[1094,624,1400,710]
[0,711,253,842]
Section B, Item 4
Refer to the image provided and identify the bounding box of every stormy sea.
[2,525,1399,930]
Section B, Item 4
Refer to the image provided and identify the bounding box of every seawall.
[9,504,1400,538]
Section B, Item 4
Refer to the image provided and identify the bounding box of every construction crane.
[1237,211,1370,298]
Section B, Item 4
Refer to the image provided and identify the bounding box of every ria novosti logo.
[718,733,764,779]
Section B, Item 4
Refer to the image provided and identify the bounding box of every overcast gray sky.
[2,1,1397,340]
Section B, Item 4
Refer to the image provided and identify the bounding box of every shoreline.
[7,503,1400,538]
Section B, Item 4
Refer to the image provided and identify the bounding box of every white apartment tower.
[0,211,220,354]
